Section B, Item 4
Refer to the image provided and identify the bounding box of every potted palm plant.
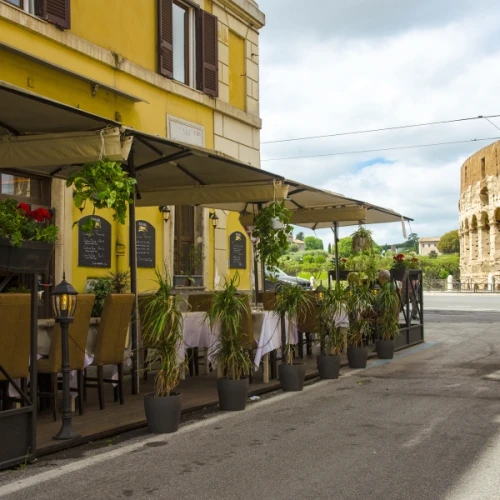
[316,283,347,379]
[206,274,253,411]
[0,199,58,273]
[375,282,400,359]
[275,283,314,391]
[141,266,184,433]
[345,273,374,369]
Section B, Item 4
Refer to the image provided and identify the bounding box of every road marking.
[0,342,435,497]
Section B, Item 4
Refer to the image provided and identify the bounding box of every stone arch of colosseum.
[459,140,500,283]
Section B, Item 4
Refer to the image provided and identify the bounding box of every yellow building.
[0,0,265,296]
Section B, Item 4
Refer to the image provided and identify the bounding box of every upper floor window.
[158,0,218,97]
[0,171,50,206]
[5,0,71,30]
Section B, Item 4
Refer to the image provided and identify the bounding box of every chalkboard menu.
[136,220,155,268]
[78,216,111,268]
[229,231,247,269]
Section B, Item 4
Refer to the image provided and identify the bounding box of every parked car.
[264,267,311,291]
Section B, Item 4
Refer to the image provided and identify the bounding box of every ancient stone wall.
[459,140,500,287]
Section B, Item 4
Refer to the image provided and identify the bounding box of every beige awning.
[123,129,287,207]
[211,181,412,229]
[0,127,132,170]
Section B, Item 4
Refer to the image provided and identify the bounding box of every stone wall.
[459,140,500,285]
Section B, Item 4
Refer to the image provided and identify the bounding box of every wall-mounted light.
[210,212,219,228]
[159,206,171,223]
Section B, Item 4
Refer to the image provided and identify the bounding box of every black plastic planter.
[0,237,54,273]
[144,393,182,433]
[376,340,395,359]
[317,355,341,379]
[347,346,368,369]
[279,363,306,391]
[217,378,249,411]
[390,268,406,281]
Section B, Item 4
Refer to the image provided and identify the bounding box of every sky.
[257,0,500,249]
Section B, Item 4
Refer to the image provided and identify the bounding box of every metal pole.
[280,312,287,365]
[53,314,78,440]
[29,275,38,458]
[257,203,266,292]
[128,151,139,395]
[253,243,259,299]
[334,222,340,282]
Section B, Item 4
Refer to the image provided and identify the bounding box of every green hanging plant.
[66,159,137,233]
[252,201,293,277]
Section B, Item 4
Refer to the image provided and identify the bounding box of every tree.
[334,237,354,258]
[429,250,438,259]
[407,233,419,253]
[304,236,323,250]
[295,232,305,241]
[437,230,459,254]
[289,244,299,253]
[327,242,332,254]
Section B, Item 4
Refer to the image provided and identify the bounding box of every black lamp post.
[51,273,79,440]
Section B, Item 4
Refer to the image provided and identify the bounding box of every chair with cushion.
[257,292,276,311]
[38,294,95,420]
[84,293,135,410]
[0,294,31,410]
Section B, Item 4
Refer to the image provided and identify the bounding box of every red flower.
[17,202,31,216]
[393,253,405,262]
[341,258,347,263]
[30,207,51,222]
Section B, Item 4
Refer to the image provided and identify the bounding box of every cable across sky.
[261,136,500,162]
[261,114,500,145]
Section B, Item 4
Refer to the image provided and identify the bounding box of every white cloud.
[257,1,500,245]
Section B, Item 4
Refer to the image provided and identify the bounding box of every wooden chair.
[37,294,95,420]
[297,292,319,358]
[84,293,135,410]
[0,294,31,410]
[257,292,276,311]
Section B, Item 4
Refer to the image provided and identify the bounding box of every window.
[0,171,49,205]
[5,0,71,29]
[158,0,218,96]
[481,157,486,179]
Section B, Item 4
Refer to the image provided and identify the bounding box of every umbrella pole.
[128,151,139,395]
[253,242,259,301]
[334,221,340,283]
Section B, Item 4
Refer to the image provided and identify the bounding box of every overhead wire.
[261,136,500,162]
[261,114,500,145]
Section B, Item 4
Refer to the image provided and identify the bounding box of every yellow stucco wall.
[1,0,256,292]
[229,30,246,110]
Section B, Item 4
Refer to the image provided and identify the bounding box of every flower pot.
[390,268,407,281]
[376,340,395,359]
[279,363,306,391]
[0,237,54,273]
[347,346,368,369]
[143,392,182,433]
[317,355,341,379]
[217,378,249,411]
[271,217,284,230]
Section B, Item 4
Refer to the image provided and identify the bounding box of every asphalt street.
[2,308,500,500]
[424,292,500,311]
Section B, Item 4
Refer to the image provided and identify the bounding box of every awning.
[218,181,411,230]
[0,127,132,172]
[123,129,287,207]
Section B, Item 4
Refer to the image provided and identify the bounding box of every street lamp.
[51,273,79,440]
[159,206,171,223]
[315,282,326,304]
[209,212,219,228]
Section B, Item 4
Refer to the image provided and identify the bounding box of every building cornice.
[215,0,265,29]
[0,1,262,129]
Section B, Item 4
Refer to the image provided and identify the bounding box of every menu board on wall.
[229,231,246,269]
[78,215,111,268]
[136,220,156,268]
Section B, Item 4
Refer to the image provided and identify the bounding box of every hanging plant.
[251,201,293,276]
[66,159,137,233]
[351,225,374,253]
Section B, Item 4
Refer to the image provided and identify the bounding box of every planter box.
[390,268,407,281]
[0,406,32,470]
[328,270,354,281]
[174,275,203,288]
[0,237,54,273]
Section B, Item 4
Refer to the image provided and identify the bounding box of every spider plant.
[206,274,253,381]
[345,274,374,347]
[274,283,314,364]
[141,265,184,397]
[376,283,400,341]
[318,282,347,356]
[351,225,374,253]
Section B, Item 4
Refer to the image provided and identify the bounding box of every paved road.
[424,292,500,311]
[2,311,500,499]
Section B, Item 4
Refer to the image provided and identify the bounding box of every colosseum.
[459,140,500,287]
